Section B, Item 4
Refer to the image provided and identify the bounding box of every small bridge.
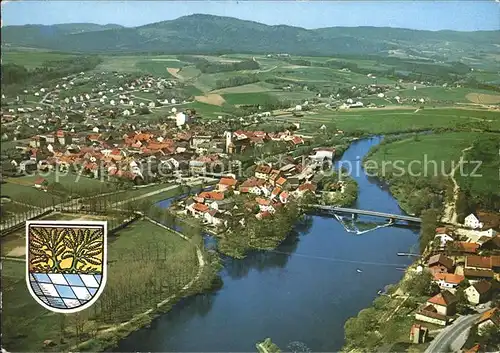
[308,205,422,223]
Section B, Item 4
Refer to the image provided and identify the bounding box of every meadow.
[2,51,77,68]
[270,107,500,134]
[364,132,486,175]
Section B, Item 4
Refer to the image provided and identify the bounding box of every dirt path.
[441,146,472,225]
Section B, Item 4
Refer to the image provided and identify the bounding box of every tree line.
[215,74,260,89]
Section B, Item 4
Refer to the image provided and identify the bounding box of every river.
[114,136,419,352]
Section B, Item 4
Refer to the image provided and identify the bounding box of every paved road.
[425,305,491,353]
[425,314,480,353]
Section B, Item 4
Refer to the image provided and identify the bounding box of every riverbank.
[341,263,440,353]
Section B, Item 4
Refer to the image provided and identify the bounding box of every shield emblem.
[26,220,107,313]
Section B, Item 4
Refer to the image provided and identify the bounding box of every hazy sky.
[2,1,499,31]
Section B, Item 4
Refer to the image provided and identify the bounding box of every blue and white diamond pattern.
[29,273,102,309]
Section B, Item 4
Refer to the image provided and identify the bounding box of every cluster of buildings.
[1,71,188,140]
[412,211,500,337]
[2,114,322,190]
[183,149,336,227]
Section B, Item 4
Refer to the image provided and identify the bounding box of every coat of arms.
[26,220,107,313]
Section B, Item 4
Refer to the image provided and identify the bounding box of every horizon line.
[3,13,499,32]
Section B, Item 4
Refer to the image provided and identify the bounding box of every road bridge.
[308,205,422,223]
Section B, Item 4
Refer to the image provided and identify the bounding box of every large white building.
[464,213,484,230]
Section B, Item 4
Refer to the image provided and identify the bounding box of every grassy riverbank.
[362,132,499,215]
[1,218,221,352]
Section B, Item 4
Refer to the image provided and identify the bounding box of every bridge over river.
[308,205,422,223]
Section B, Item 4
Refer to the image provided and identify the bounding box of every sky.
[2,1,499,31]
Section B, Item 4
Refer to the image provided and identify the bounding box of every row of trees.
[215,74,260,89]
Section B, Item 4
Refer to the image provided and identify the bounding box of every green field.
[213,82,275,94]
[2,51,77,68]
[1,182,65,207]
[134,61,173,78]
[1,172,123,209]
[108,219,189,259]
[147,59,186,68]
[175,101,231,118]
[271,108,500,134]
[364,132,486,175]
[177,66,202,80]
[386,87,500,103]
[222,92,274,105]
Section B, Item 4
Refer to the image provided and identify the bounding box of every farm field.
[4,172,117,196]
[175,101,232,118]
[134,61,174,78]
[1,181,65,207]
[364,131,487,175]
[386,86,500,104]
[88,183,174,205]
[107,219,190,260]
[222,92,274,105]
[2,51,77,68]
[269,108,500,134]
[212,82,275,94]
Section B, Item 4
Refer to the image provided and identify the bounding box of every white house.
[148,102,155,108]
[171,98,176,104]
[464,213,484,229]
[295,105,302,111]
[434,233,454,248]
[465,281,492,305]
[122,110,131,117]
[176,112,186,127]
[110,100,116,106]
[204,209,223,226]
[92,127,99,133]
[433,273,464,290]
